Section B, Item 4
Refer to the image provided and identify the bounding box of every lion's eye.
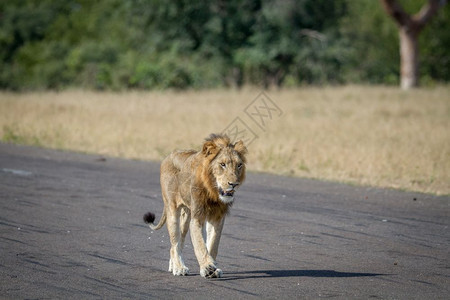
[220,163,226,168]
[237,163,243,169]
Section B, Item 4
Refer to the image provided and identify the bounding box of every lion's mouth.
[218,187,235,197]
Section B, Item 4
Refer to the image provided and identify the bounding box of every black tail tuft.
[143,212,155,224]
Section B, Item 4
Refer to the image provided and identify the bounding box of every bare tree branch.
[381,0,447,31]
[380,0,411,27]
[414,0,441,29]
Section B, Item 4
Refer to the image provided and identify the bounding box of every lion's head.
[201,134,248,204]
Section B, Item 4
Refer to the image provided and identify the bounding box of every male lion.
[143,133,248,278]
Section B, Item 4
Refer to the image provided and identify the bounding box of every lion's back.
[169,150,197,170]
[160,149,197,177]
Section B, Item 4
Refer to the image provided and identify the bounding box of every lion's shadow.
[220,269,385,281]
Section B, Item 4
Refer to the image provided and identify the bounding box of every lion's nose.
[228,182,239,189]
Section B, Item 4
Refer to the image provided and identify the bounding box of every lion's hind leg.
[166,205,190,276]
[179,206,191,252]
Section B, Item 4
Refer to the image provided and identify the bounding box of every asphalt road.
[0,143,448,299]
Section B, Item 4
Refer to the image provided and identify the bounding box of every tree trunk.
[380,0,445,89]
[399,27,419,89]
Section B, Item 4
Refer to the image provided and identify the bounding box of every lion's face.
[202,136,247,204]
[211,148,246,204]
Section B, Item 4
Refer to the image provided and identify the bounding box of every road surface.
[0,143,448,299]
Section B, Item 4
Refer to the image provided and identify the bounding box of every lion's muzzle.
[219,187,235,197]
[218,186,238,204]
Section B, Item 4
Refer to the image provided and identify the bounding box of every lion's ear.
[202,141,220,157]
[234,140,248,156]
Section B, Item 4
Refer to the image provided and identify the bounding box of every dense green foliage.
[0,0,448,90]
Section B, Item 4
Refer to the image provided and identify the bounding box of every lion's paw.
[172,265,189,276]
[200,265,223,278]
[168,259,189,276]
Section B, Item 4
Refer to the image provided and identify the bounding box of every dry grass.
[1,86,449,195]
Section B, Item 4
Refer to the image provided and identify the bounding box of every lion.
[143,133,248,278]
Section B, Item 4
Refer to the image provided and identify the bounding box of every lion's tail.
[143,210,166,230]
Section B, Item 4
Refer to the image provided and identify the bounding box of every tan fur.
[145,134,247,278]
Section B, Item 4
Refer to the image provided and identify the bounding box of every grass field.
[1,86,449,195]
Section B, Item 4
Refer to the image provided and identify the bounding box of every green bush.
[0,0,448,90]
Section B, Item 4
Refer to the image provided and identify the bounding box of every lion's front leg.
[190,218,222,278]
[206,217,225,261]
[167,209,189,276]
